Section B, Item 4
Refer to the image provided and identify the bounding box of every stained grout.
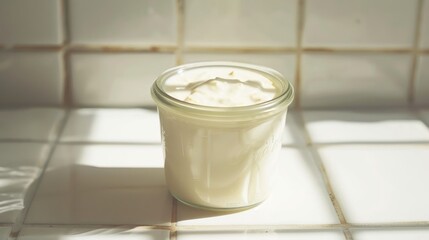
[175,0,185,66]
[60,0,71,107]
[293,110,354,240]
[294,0,305,109]
[3,44,429,54]
[408,0,425,106]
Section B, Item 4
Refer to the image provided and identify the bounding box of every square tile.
[420,109,429,125]
[352,228,429,240]
[177,147,339,225]
[415,56,429,105]
[0,142,51,223]
[317,145,429,223]
[0,227,10,239]
[18,227,169,240]
[301,53,411,108]
[70,53,175,106]
[183,53,296,88]
[69,0,176,45]
[0,0,62,44]
[303,110,429,143]
[26,144,172,225]
[420,0,429,48]
[0,52,63,106]
[177,230,345,240]
[61,109,161,143]
[184,0,296,47]
[303,0,417,47]
[0,108,64,141]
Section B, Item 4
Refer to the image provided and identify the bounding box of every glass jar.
[151,62,294,210]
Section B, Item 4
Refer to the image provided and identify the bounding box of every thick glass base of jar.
[171,192,265,212]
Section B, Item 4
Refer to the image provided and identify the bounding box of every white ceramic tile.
[317,145,429,223]
[283,111,307,145]
[70,53,175,106]
[420,0,429,48]
[415,56,429,105]
[0,227,10,240]
[26,144,172,225]
[303,0,417,47]
[61,109,160,143]
[0,52,63,106]
[420,109,429,125]
[177,230,345,240]
[184,0,296,47]
[0,108,64,141]
[0,0,61,44]
[352,228,429,240]
[0,142,50,223]
[69,0,176,45]
[18,227,169,240]
[303,110,429,143]
[177,147,338,225]
[301,53,411,108]
[183,53,296,87]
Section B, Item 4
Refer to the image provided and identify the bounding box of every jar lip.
[151,61,294,117]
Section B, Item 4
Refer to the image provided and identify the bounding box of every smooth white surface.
[184,0,296,47]
[183,53,296,89]
[283,112,307,146]
[70,53,175,106]
[61,109,160,143]
[0,143,50,223]
[0,0,61,44]
[303,0,417,47]
[420,109,429,125]
[420,0,429,48]
[317,145,429,223]
[0,52,63,106]
[416,56,429,105]
[301,53,410,107]
[177,148,339,225]
[18,227,169,240]
[69,0,176,44]
[177,230,345,240]
[26,144,172,225]
[303,110,429,143]
[0,108,64,141]
[0,227,10,239]
[352,229,429,240]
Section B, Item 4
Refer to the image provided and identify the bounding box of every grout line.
[8,110,71,239]
[170,199,178,240]
[67,45,177,53]
[175,0,185,65]
[294,0,305,109]
[61,0,71,107]
[56,141,162,146]
[3,44,429,54]
[20,223,172,230]
[294,110,354,240]
[408,0,424,105]
[183,46,296,53]
[303,47,412,54]
[11,221,429,231]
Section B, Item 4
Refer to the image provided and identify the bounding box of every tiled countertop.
[0,108,429,240]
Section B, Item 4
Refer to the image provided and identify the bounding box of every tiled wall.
[0,0,428,108]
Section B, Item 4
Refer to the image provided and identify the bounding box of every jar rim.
[151,61,294,120]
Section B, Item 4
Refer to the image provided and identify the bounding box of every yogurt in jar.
[151,62,293,210]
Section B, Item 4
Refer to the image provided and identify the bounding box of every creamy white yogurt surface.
[164,67,278,107]
[156,64,287,209]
